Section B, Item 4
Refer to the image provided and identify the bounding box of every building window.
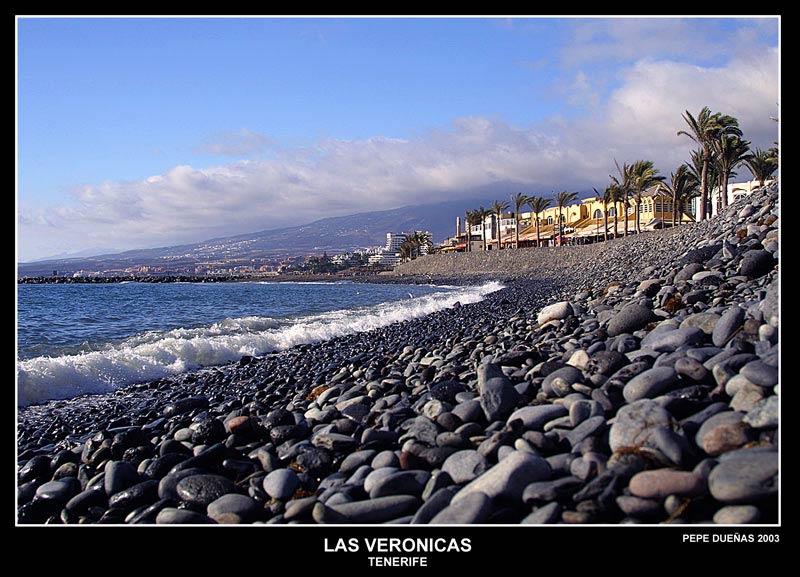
[547,216,553,225]
[560,214,566,222]
[608,207,616,217]
[593,209,602,219]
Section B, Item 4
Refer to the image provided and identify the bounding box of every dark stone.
[607,304,656,337]
[429,381,467,404]
[738,249,775,278]
[478,363,521,421]
[108,479,160,511]
[176,474,237,507]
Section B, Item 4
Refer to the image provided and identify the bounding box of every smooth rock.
[623,367,679,402]
[104,460,139,496]
[176,474,236,507]
[452,451,551,505]
[628,469,705,499]
[695,412,750,457]
[708,451,778,504]
[742,396,779,429]
[262,468,300,500]
[520,502,562,524]
[156,508,217,524]
[740,361,778,387]
[738,249,775,278]
[430,492,492,524]
[537,301,573,325]
[478,363,520,422]
[609,399,679,454]
[712,307,746,347]
[441,450,489,484]
[507,405,568,431]
[207,493,261,522]
[607,304,656,337]
[644,327,705,352]
[328,495,420,523]
[713,505,762,524]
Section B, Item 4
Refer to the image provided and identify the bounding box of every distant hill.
[17,197,488,277]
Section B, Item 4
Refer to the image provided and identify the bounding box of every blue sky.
[18,17,779,260]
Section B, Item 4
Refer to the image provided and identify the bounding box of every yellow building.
[446,187,694,251]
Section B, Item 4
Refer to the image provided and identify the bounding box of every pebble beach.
[17,184,779,525]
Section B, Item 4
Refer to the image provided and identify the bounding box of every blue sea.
[17,280,502,406]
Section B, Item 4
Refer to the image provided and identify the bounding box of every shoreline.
[17,184,779,525]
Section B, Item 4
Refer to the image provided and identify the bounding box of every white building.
[386,233,406,252]
[694,178,777,219]
[368,250,400,267]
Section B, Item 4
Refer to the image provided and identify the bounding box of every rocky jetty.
[17,184,779,524]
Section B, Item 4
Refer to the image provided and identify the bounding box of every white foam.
[17,282,502,407]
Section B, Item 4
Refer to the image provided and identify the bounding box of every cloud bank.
[19,46,778,260]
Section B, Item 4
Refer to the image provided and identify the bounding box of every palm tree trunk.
[603,202,609,242]
[721,170,729,209]
[672,193,677,227]
[700,150,709,222]
[535,218,541,247]
[515,214,520,249]
[613,210,618,238]
[634,194,641,234]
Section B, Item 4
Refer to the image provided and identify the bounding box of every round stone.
[708,450,778,504]
[262,468,300,500]
[176,474,236,506]
[607,303,655,337]
[628,469,705,499]
[441,450,489,484]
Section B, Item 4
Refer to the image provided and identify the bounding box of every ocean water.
[17,280,502,407]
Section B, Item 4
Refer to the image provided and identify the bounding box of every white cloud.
[19,48,779,261]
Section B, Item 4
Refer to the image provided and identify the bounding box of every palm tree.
[713,135,750,210]
[510,192,527,249]
[743,148,779,188]
[411,230,433,257]
[464,210,475,252]
[399,238,415,262]
[491,200,510,250]
[658,164,699,227]
[628,160,665,234]
[475,206,489,251]
[606,182,626,238]
[554,191,578,246]
[593,187,610,242]
[526,195,551,247]
[678,107,742,222]
[610,160,632,237]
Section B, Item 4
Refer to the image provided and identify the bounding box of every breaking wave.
[17,282,502,406]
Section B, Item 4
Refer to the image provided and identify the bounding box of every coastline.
[17,184,779,525]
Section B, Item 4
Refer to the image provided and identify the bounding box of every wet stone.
[176,474,236,507]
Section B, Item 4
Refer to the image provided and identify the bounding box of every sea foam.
[17,281,502,407]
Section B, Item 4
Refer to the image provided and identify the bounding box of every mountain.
[17,197,484,277]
